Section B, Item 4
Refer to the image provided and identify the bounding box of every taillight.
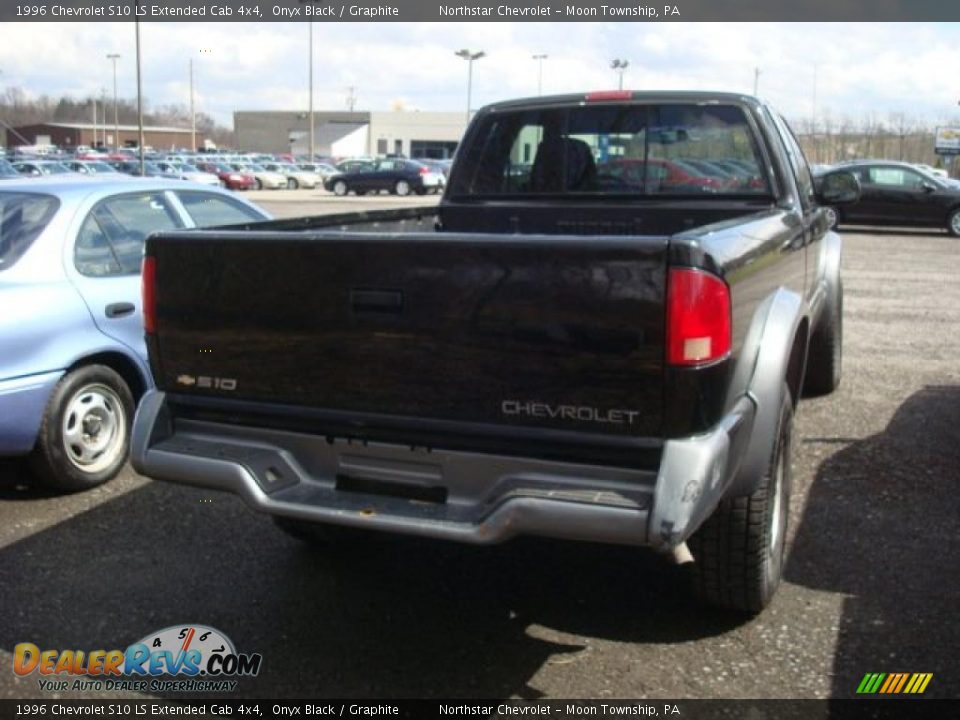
[666,268,731,366]
[142,256,156,334]
[419,166,429,175]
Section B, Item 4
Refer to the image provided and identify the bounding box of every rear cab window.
[0,192,60,272]
[450,102,772,199]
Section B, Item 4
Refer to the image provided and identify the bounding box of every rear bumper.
[131,391,754,548]
[0,370,62,455]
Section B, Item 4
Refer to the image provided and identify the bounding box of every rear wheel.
[948,208,960,237]
[29,365,135,492]
[332,180,348,196]
[689,386,793,613]
[287,178,299,190]
[394,180,411,196]
[254,178,263,191]
[804,280,843,396]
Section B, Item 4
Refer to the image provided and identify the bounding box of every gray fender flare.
[813,231,843,331]
[726,288,807,497]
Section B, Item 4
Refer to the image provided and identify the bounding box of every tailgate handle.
[351,289,403,314]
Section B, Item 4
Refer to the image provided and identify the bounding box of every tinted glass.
[177,191,266,227]
[0,192,60,271]
[451,103,770,197]
[867,167,926,190]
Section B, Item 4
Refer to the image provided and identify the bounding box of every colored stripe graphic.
[857,672,933,694]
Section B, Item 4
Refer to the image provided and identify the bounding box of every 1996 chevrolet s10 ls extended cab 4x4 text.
[131,91,860,613]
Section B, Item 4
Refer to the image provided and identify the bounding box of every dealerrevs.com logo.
[13,624,262,693]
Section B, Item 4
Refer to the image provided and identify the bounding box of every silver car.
[0,176,270,491]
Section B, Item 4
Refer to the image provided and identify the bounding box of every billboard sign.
[934,126,960,154]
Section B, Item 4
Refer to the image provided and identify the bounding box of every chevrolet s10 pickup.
[131,92,859,612]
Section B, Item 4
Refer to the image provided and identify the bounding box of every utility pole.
[107,53,120,151]
[189,58,196,151]
[91,98,98,149]
[532,54,547,96]
[346,86,357,112]
[308,23,315,160]
[753,67,761,95]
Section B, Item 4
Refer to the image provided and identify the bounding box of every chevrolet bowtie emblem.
[176,374,197,386]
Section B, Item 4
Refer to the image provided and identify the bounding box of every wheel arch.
[727,288,808,498]
[65,351,151,404]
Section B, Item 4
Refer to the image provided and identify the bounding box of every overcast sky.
[1,22,958,129]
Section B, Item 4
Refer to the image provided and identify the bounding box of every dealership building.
[9,122,196,151]
[234,110,467,159]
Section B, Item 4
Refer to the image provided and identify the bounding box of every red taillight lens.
[419,166,429,175]
[142,256,156,334]
[666,268,731,366]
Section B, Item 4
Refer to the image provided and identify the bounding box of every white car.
[230,163,287,190]
[261,162,321,189]
[156,161,220,186]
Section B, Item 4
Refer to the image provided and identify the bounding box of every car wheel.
[219,179,227,189]
[689,384,793,613]
[29,365,135,492]
[333,180,348,196]
[394,180,411,196]
[287,178,299,190]
[804,279,843,396]
[948,208,960,237]
[254,179,263,191]
[823,206,840,230]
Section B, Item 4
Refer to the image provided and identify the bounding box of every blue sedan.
[0,176,270,491]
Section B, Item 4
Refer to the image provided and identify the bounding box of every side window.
[177,191,265,227]
[75,215,121,276]
[867,167,924,190]
[772,113,815,207]
[75,192,182,276]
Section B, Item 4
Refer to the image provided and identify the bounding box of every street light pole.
[107,53,120,151]
[611,59,629,90]
[753,67,761,95]
[532,54,547,96]
[309,23,315,160]
[455,49,485,123]
[189,57,196,152]
[135,20,145,174]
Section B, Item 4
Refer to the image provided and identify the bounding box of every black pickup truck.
[131,92,859,613]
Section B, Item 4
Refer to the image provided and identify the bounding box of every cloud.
[0,22,958,129]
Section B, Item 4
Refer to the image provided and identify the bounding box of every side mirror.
[920,181,937,193]
[817,170,860,205]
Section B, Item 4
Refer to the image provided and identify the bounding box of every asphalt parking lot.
[1,202,958,700]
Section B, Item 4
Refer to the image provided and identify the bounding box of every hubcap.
[951,212,960,235]
[397,181,409,195]
[62,383,126,474]
[824,207,838,229]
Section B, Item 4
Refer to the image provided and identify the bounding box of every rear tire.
[287,178,299,190]
[254,178,263,191]
[394,180,411,196]
[332,180,348,196]
[29,365,135,492]
[804,279,843,396]
[689,385,793,613]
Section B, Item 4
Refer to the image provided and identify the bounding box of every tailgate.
[147,230,668,438]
